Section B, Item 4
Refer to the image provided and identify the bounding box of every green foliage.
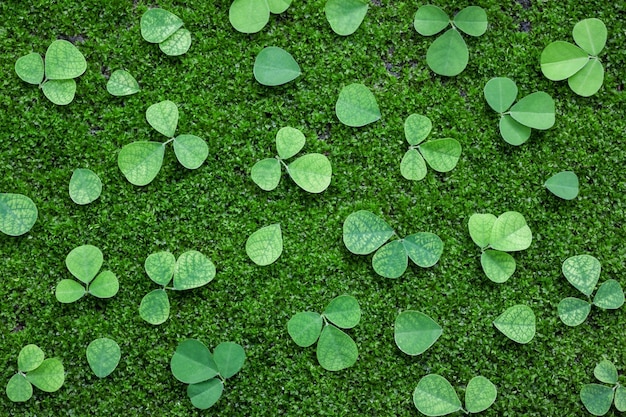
[245,223,283,266]
[335,83,381,127]
[253,47,301,86]
[493,304,536,344]
[86,338,121,378]
[69,168,102,205]
[324,0,368,36]
[413,374,496,415]
[580,360,624,415]
[106,69,140,96]
[544,171,579,200]
[0,193,38,236]
[6,345,65,402]
[229,0,290,33]
[394,310,442,356]
[140,8,190,56]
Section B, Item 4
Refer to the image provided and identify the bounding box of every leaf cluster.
[0,193,38,236]
[229,0,292,34]
[580,360,626,416]
[5,345,65,402]
[413,374,497,415]
[140,8,191,56]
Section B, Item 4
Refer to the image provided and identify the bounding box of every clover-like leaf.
[372,240,408,279]
[287,153,332,193]
[509,92,555,130]
[465,376,497,413]
[171,339,219,385]
[420,138,461,172]
[403,232,444,268]
[229,0,270,34]
[484,77,518,113]
[335,83,381,127]
[316,325,358,371]
[562,254,601,296]
[468,213,497,249]
[481,250,516,283]
[140,8,183,43]
[188,378,223,410]
[6,373,32,402]
[251,158,282,191]
[593,279,624,310]
[69,168,102,205]
[580,384,614,416]
[489,211,532,252]
[499,115,532,146]
[288,312,323,347]
[573,18,607,56]
[426,28,468,77]
[400,149,427,181]
[246,223,283,266]
[118,141,165,186]
[173,134,208,170]
[404,114,432,146]
[26,358,64,392]
[159,28,192,56]
[343,210,394,255]
[268,0,292,14]
[568,58,604,97]
[276,127,306,160]
[593,360,618,385]
[44,40,86,80]
[544,171,579,200]
[0,193,38,237]
[540,41,589,81]
[253,47,301,86]
[55,279,86,303]
[325,0,368,36]
[323,295,360,329]
[173,250,216,290]
[453,6,487,37]
[615,386,626,412]
[89,270,119,299]
[106,69,140,96]
[66,245,103,284]
[146,100,178,138]
[413,374,462,416]
[86,338,121,378]
[394,311,442,356]
[493,304,536,344]
[557,297,591,327]
[413,5,449,36]
[15,52,44,85]
[139,289,170,325]
[42,79,77,105]
[18,345,45,373]
[145,251,176,286]
[213,342,246,379]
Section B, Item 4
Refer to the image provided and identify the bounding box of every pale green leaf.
[139,289,170,325]
[540,41,588,81]
[6,374,32,402]
[493,304,536,344]
[173,250,216,290]
[580,384,614,416]
[343,210,394,255]
[146,100,178,138]
[372,240,408,279]
[568,58,604,97]
[394,311,442,356]
[66,244,103,284]
[188,378,223,409]
[44,40,86,80]
[615,386,626,412]
[42,79,76,105]
[412,374,462,416]
[86,338,121,378]
[159,28,192,56]
[413,5,449,36]
[118,141,165,186]
[69,168,102,205]
[465,376,497,413]
[484,77,517,113]
[593,360,618,385]
[213,342,246,379]
[106,69,140,96]
[173,134,208,169]
[400,149,427,181]
[26,358,65,392]
[562,254,601,296]
[251,158,282,191]
[335,83,381,127]
[544,171,579,200]
[403,232,444,268]
[558,297,591,327]
[55,279,86,303]
[323,295,360,329]
[171,339,218,384]
[140,8,183,43]
[420,138,461,172]
[246,223,283,266]
[468,213,496,249]
[276,126,305,159]
[18,345,45,373]
[499,114,532,146]
[268,0,292,14]
[145,251,176,286]
[426,28,468,77]
[324,0,369,36]
[253,47,301,86]
[489,211,532,252]
[287,153,332,193]
[481,250,516,283]
[89,270,119,299]
[404,114,432,146]
[593,279,624,309]
[287,312,323,347]
[0,193,38,236]
[573,18,607,56]
[509,92,555,130]
[316,325,358,371]
[453,6,487,37]
[15,52,44,85]
[229,0,270,34]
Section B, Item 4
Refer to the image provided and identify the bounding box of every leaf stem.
[163,138,175,146]
[277,156,289,170]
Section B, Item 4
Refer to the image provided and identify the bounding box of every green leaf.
[69,168,102,205]
[139,289,170,325]
[580,384,614,416]
[540,41,589,81]
[140,8,183,43]
[420,138,461,172]
[159,28,192,56]
[615,386,626,412]
[324,0,368,36]
[489,211,532,252]
[573,18,607,56]
[412,374,462,416]
[323,295,361,329]
[106,69,140,96]
[187,378,223,409]
[593,360,618,385]
[544,171,579,200]
[44,40,86,80]
[404,114,432,146]
[593,279,625,309]
[468,213,497,249]
[481,250,516,283]
[66,245,103,284]
[372,240,408,279]
[145,251,176,286]
[246,223,283,266]
[400,149,427,181]
[343,210,394,255]
[562,255,601,296]
[465,376,497,413]
[484,77,518,113]
[253,47,301,86]
[394,311,442,356]
[287,312,323,347]
[18,345,45,373]
[568,58,604,97]
[251,158,282,191]
[89,270,119,299]
[26,358,64,392]
[413,5,449,36]
[287,153,332,193]
[268,0,292,14]
[0,193,38,236]
[171,339,219,384]
[509,92,555,130]
[557,297,591,327]
[173,250,216,290]
[453,6,487,37]
[86,338,121,378]
[499,114,532,146]
[403,232,444,268]
[15,52,44,85]
[276,127,306,159]
[42,79,76,105]
[426,28,468,77]
[6,374,32,402]
[118,141,165,186]
[55,279,86,303]
[316,325,358,371]
[493,304,536,344]
[173,134,208,170]
[335,83,381,127]
[229,0,270,34]
[213,342,246,379]
[146,100,178,138]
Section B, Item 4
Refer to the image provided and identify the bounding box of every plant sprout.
[325,0,369,36]
[335,83,381,127]
[140,8,191,56]
[106,70,140,96]
[86,338,121,378]
[394,311,442,355]
[229,0,292,33]
[253,47,301,86]
[580,360,626,415]
[5,344,65,402]
[69,168,102,205]
[246,223,283,266]
[544,171,579,200]
[493,304,536,344]
[0,193,38,236]
[413,374,497,415]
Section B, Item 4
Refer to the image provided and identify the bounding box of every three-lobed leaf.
[287,153,332,193]
[335,83,381,127]
[86,338,121,378]
[323,295,361,329]
[465,376,497,413]
[394,311,442,356]
[253,47,301,86]
[426,29,468,77]
[118,141,165,186]
[316,325,358,371]
[0,193,38,236]
[544,171,579,200]
[412,374,462,416]
[493,304,536,344]
[106,70,140,96]
[343,210,394,255]
[562,254,601,296]
[287,312,323,347]
[246,223,283,266]
[324,0,369,36]
[173,250,216,290]
[69,168,102,205]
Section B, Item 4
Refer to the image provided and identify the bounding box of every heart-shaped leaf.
[465,376,497,413]
[287,312,323,347]
[394,311,442,356]
[253,47,301,86]
[187,378,223,409]
[557,297,591,327]
[118,141,165,186]
[453,6,488,37]
[15,52,44,85]
[140,8,183,43]
[420,138,461,172]
[287,153,332,193]
[404,114,432,146]
[66,245,103,284]
[335,83,381,127]
[229,0,270,34]
[594,360,618,385]
[173,134,208,169]
[615,386,626,412]
[246,223,283,266]
[213,342,246,379]
[372,240,408,279]
[268,0,292,14]
[489,211,532,252]
[413,374,462,416]
[484,77,518,113]
[171,339,219,384]
[159,28,192,56]
[173,250,216,290]
[5,374,32,402]
[580,384,614,416]
[42,79,77,105]
[540,41,589,81]
[481,250,516,283]
[562,254,601,296]
[251,158,282,191]
[86,338,121,378]
[146,100,178,138]
[400,149,427,181]
[44,40,86,80]
[0,193,38,236]
[276,127,306,160]
[139,289,170,325]
[324,0,369,36]
[413,5,449,36]
[26,358,65,392]
[426,28,468,77]
[573,18,607,56]
[544,171,579,200]
[468,213,496,249]
[55,279,86,303]
[343,210,394,255]
[509,92,555,130]
[493,304,536,344]
[593,279,624,309]
[568,58,604,97]
[145,251,176,286]
[69,168,102,205]
[106,69,140,96]
[316,325,358,371]
[323,295,360,329]
[403,232,444,268]
[89,270,119,299]
[499,114,532,146]
[18,345,45,373]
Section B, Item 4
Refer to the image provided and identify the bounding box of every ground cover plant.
[5,344,64,402]
[580,360,626,416]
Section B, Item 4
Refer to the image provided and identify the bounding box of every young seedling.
[558,255,624,327]
[55,245,119,303]
[139,251,216,325]
[335,83,381,127]
[106,70,140,96]
[140,8,191,56]
[14,39,87,105]
[343,210,443,279]
[171,340,246,409]
[229,0,292,34]
[400,114,461,181]
[483,77,556,145]
[544,171,579,200]
[86,338,121,378]
[394,311,442,356]
[251,126,332,193]
[413,374,497,415]
[325,0,369,36]
[118,100,209,186]
[413,5,488,76]
[0,193,38,236]
[580,360,626,415]
[69,168,102,205]
[468,211,533,283]
[541,18,607,97]
[5,344,65,402]
[246,224,283,266]
[253,47,301,86]
[493,304,536,344]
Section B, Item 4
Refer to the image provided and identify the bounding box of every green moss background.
[1,0,625,415]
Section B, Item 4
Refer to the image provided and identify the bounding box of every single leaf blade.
[15,52,44,85]
[18,345,45,373]
[187,378,223,409]
[171,339,219,384]
[25,358,65,392]
[484,77,518,113]
[573,18,607,56]
[453,6,488,37]
[173,134,208,169]
[287,153,332,193]
[580,384,614,416]
[592,279,625,309]
[287,312,323,347]
[403,232,444,268]
[465,376,497,413]
[246,223,283,266]
[615,386,626,412]
[481,250,516,283]
[0,193,38,236]
[173,250,216,290]
[400,149,427,181]
[275,127,306,159]
[140,8,183,43]
[253,47,301,86]
[540,41,589,81]
[44,40,86,80]
[268,0,292,14]
[426,28,468,77]
[89,270,119,299]
[69,168,102,205]
[568,58,604,97]
[394,311,442,356]
[493,304,536,344]
[404,114,432,146]
[139,289,170,325]
[509,92,555,130]
[42,79,76,105]
[106,69,140,96]
[323,295,361,329]
[343,210,394,255]
[118,141,165,186]
[413,374,462,416]
[557,297,591,327]
[55,279,86,303]
[419,138,461,173]
[251,158,282,191]
[499,114,532,146]
[544,171,579,200]
[316,325,358,371]
[6,374,32,402]
[593,360,618,385]
[335,83,381,127]
[159,28,192,56]
[372,240,408,279]
[413,5,449,36]
[213,342,246,379]
[65,245,103,284]
[86,338,121,378]
[489,211,532,252]
[146,100,178,138]
[229,0,270,34]
[562,255,601,296]
[145,251,176,286]
[468,213,497,249]
[325,0,369,36]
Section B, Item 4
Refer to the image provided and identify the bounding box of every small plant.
[558,255,624,327]
[253,47,301,86]
[287,295,360,371]
[544,171,579,200]
[106,70,140,96]
[251,126,332,193]
[55,245,119,303]
[325,0,369,36]
[413,374,497,415]
[15,39,87,105]
[171,340,246,409]
[394,310,442,356]
[5,344,65,402]
[229,0,292,34]
[140,8,191,56]
[541,18,607,97]
[493,304,536,344]
[335,83,381,127]
[483,77,556,145]
[413,5,487,76]
[69,168,102,205]
[86,338,121,378]
[246,224,283,266]
[139,250,216,325]
[118,100,208,186]
[0,193,38,236]
[400,114,461,181]
[580,360,626,416]
[468,211,532,283]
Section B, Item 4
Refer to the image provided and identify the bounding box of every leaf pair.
[580,360,626,416]
[493,304,536,344]
[106,70,140,97]
[394,311,442,356]
[139,251,216,325]
[335,83,381,127]
[140,8,191,56]
[118,100,209,186]
[541,18,607,97]
[343,210,444,279]
[0,193,38,236]
[171,339,246,409]
[325,0,368,36]
[253,47,301,86]
[55,245,119,303]
[288,295,360,371]
[413,5,488,76]
[251,126,332,193]
[6,345,65,402]
[69,168,102,205]
[246,224,283,266]
[400,114,461,181]
[468,212,533,283]
[413,374,497,416]
[229,0,292,33]
[15,40,87,105]
[544,171,579,200]
[484,77,556,145]
[558,255,624,327]
[86,338,121,378]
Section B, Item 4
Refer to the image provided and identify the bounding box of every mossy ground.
[1,1,625,415]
